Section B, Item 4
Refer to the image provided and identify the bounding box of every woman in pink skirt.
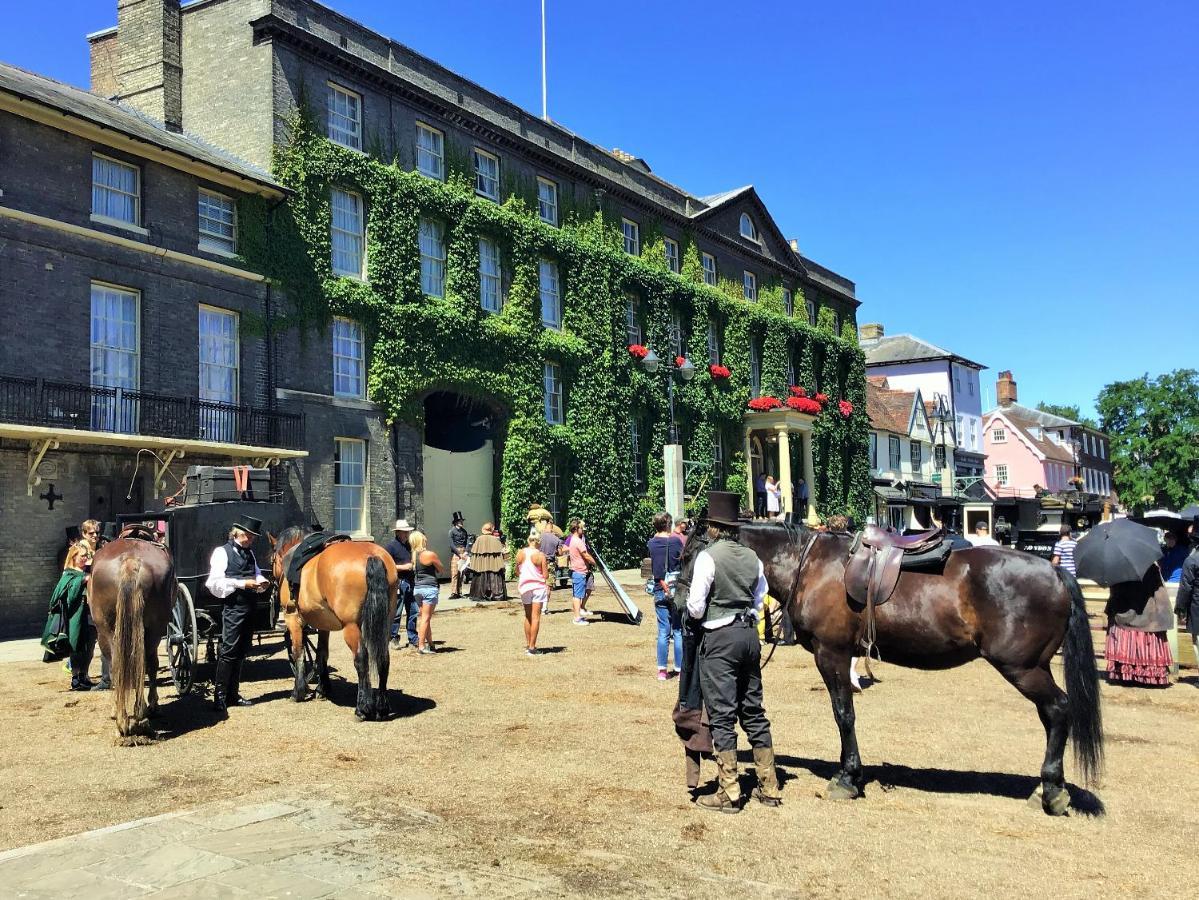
[1104,564,1174,686]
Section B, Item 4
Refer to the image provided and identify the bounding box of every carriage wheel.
[167,583,198,696]
[286,627,319,686]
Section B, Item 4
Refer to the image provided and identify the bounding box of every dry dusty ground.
[2,584,1197,899]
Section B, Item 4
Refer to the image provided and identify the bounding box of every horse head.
[673,521,713,611]
[270,524,312,585]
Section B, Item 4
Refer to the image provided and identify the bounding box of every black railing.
[0,375,305,450]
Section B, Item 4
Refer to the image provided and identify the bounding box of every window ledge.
[90,214,148,236]
[475,191,499,203]
[327,137,366,155]
[333,271,367,282]
[198,243,239,259]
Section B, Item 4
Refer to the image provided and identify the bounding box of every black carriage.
[117,495,300,696]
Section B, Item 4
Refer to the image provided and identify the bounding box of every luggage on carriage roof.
[184,465,270,504]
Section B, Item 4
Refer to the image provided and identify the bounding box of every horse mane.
[275,524,313,560]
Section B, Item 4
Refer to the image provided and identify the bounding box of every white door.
[422,440,495,564]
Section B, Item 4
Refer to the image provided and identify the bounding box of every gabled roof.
[867,379,919,436]
[984,409,1076,464]
[0,60,282,195]
[697,185,754,208]
[688,184,811,280]
[984,401,1077,428]
[861,333,987,370]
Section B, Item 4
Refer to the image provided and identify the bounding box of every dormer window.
[739,213,757,241]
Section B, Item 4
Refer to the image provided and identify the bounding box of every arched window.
[739,213,757,241]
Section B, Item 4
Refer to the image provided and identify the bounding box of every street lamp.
[639,324,695,445]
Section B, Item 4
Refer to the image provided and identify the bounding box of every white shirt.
[205,545,266,599]
[686,546,768,630]
[965,534,999,547]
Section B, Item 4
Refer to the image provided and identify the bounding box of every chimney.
[115,0,182,132]
[997,370,1017,406]
[859,323,884,341]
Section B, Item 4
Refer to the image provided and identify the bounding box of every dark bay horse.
[88,531,175,743]
[270,527,396,721]
[678,521,1103,815]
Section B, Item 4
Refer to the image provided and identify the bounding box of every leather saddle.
[283,531,350,600]
[118,523,161,543]
[845,526,950,608]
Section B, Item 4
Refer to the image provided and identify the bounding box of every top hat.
[705,491,744,528]
[393,519,413,531]
[452,511,465,524]
[232,514,262,537]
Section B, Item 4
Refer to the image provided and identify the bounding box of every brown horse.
[88,530,175,743]
[677,521,1103,815]
[270,527,397,721]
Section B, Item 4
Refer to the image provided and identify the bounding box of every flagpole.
[541,0,548,120]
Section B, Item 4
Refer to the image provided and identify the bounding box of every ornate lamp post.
[638,326,695,444]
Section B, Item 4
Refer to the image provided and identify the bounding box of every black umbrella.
[1074,518,1163,586]
[1182,504,1199,520]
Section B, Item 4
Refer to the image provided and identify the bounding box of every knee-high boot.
[752,745,782,806]
[697,749,741,814]
[213,659,232,715]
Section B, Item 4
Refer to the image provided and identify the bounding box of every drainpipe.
[263,196,287,412]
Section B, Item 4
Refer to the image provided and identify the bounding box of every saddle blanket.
[285,531,350,595]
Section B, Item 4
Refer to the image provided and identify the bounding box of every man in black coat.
[1174,517,1199,667]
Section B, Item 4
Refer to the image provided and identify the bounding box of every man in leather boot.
[205,515,269,715]
[696,749,742,813]
[752,746,783,806]
[685,492,781,814]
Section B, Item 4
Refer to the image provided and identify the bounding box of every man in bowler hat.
[685,491,782,813]
[205,514,269,714]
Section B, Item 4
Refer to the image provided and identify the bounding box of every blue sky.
[3,1,1195,417]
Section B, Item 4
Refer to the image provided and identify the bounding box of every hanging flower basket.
[838,399,854,418]
[747,396,783,412]
[789,386,808,398]
[709,364,731,380]
[628,344,648,359]
[787,396,822,415]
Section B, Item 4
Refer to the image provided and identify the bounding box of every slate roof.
[985,401,1077,428]
[0,61,282,193]
[990,410,1076,463]
[861,333,986,370]
[866,379,916,435]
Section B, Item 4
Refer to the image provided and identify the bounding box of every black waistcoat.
[224,540,257,580]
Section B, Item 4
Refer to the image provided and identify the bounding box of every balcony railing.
[0,374,305,450]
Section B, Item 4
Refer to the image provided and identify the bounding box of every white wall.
[866,359,983,456]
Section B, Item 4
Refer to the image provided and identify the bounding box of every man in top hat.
[684,491,781,813]
[205,514,269,715]
[1174,516,1199,668]
[384,519,417,649]
[448,512,469,599]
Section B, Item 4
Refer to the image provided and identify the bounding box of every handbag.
[42,606,71,656]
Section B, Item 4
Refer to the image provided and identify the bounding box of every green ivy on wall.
[241,106,871,563]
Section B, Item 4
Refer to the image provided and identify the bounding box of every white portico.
[742,409,818,523]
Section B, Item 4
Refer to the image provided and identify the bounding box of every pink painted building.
[982,372,1114,499]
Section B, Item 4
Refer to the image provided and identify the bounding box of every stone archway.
[420,391,505,563]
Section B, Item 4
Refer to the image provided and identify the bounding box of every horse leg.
[993,662,1071,815]
[145,638,159,718]
[315,630,332,700]
[286,612,308,702]
[814,643,864,800]
[343,623,371,721]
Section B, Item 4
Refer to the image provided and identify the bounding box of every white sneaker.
[573,617,590,626]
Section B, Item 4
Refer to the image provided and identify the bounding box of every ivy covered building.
[85,0,872,563]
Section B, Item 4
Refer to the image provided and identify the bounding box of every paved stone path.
[1,793,557,898]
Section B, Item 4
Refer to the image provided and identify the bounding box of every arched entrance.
[421,391,504,563]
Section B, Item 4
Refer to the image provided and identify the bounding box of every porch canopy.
[742,408,818,524]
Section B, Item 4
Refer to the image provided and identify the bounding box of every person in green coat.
[41,520,101,690]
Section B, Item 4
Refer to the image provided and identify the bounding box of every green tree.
[1096,369,1199,509]
[1034,401,1096,428]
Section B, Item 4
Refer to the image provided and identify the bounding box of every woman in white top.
[516,533,549,655]
[765,476,783,519]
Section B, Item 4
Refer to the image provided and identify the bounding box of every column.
[743,428,754,511]
[775,425,792,518]
[802,430,817,524]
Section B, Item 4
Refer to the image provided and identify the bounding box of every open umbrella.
[1074,518,1163,586]
[1181,505,1199,521]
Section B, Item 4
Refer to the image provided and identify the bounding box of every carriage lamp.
[639,328,695,445]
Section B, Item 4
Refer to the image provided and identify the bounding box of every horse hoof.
[824,778,861,801]
[1030,786,1071,816]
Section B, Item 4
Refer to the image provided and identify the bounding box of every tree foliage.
[1096,369,1199,510]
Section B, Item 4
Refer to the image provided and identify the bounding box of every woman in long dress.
[468,522,508,601]
[41,519,100,689]
[1105,564,1174,686]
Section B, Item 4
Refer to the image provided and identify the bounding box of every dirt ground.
[2,584,1197,899]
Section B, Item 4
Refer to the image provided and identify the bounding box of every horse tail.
[113,554,146,733]
[360,555,390,689]
[1057,567,1104,784]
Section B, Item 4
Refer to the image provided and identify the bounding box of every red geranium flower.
[709,364,731,379]
[789,386,808,398]
[838,399,853,418]
[675,355,687,369]
[814,392,830,404]
[628,344,648,359]
[787,396,822,415]
[747,396,783,411]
